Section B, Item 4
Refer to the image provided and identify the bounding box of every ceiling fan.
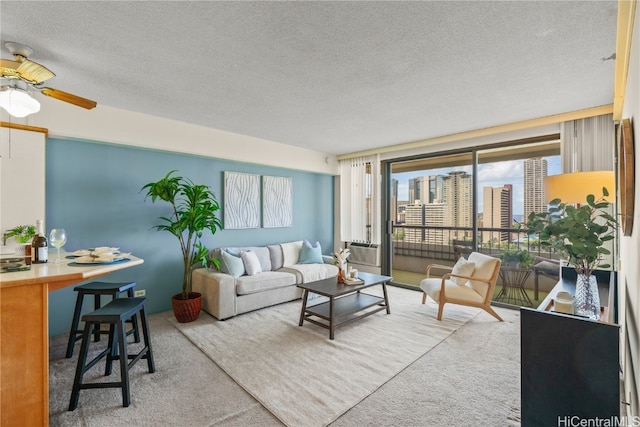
[0,41,96,117]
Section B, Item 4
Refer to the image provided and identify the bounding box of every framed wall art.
[223,171,260,229]
[619,118,635,236]
[262,176,292,228]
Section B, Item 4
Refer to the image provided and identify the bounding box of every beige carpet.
[170,286,480,427]
[49,287,520,426]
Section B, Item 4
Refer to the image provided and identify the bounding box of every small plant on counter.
[4,224,36,244]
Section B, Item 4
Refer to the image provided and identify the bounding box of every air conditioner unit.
[348,242,381,267]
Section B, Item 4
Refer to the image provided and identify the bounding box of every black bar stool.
[66,281,140,358]
[68,297,155,411]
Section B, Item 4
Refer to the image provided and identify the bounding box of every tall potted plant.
[142,170,222,323]
[527,187,617,320]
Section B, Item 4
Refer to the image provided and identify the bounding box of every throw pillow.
[268,245,284,270]
[281,240,303,266]
[298,240,323,264]
[450,256,475,286]
[219,249,245,278]
[241,250,262,276]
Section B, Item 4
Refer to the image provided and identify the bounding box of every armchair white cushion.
[449,256,475,285]
[419,252,503,321]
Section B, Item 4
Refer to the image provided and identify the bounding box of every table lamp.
[545,171,615,204]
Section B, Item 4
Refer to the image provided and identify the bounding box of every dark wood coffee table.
[297,272,392,339]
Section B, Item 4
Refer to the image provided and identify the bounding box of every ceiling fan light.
[0,87,40,117]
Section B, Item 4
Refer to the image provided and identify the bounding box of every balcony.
[391,224,558,307]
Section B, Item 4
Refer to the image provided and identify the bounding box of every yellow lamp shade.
[545,171,615,204]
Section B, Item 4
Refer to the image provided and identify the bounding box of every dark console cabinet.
[520,269,620,427]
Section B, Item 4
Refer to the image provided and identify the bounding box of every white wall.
[0,95,339,176]
[619,5,640,414]
[0,128,46,252]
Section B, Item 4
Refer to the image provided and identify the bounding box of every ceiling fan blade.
[0,58,22,78]
[0,58,54,84]
[40,87,97,110]
[16,59,55,84]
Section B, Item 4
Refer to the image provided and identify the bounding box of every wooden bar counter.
[0,252,143,426]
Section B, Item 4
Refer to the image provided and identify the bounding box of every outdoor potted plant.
[498,246,535,269]
[526,187,617,320]
[142,170,222,323]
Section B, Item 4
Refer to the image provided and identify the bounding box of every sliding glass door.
[389,152,474,288]
[386,139,560,308]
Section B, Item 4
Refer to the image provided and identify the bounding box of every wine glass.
[49,228,67,264]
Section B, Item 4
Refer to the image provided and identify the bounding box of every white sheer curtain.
[339,154,381,244]
[561,113,615,172]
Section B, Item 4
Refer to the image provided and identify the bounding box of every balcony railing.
[392,223,555,259]
[391,223,558,306]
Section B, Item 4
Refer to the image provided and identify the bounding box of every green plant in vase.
[4,224,36,257]
[527,187,617,320]
[4,224,36,244]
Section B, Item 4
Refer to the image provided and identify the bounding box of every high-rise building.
[482,184,513,243]
[391,179,398,223]
[403,203,445,244]
[429,175,444,203]
[403,172,472,244]
[423,203,446,244]
[443,171,473,239]
[408,178,417,205]
[404,204,425,243]
[524,158,548,217]
[409,175,444,205]
[396,202,407,224]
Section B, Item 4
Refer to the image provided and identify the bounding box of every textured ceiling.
[0,1,618,155]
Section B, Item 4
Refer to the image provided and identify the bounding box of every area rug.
[170,286,481,427]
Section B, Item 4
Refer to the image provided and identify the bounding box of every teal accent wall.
[46,138,334,337]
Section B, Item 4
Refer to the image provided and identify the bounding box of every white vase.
[13,243,30,257]
[574,274,600,320]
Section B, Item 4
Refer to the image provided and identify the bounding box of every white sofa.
[192,240,338,320]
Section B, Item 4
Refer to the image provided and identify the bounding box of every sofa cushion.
[281,241,303,266]
[241,250,262,276]
[224,246,271,272]
[268,244,284,271]
[219,249,245,278]
[298,240,323,264]
[235,271,297,295]
[279,263,338,284]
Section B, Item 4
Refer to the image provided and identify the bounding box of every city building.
[524,158,548,217]
[482,184,513,243]
[443,171,473,240]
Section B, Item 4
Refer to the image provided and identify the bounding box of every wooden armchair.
[419,251,503,321]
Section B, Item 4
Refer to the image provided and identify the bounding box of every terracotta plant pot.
[171,292,202,323]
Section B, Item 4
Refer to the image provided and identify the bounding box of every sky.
[392,155,561,216]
